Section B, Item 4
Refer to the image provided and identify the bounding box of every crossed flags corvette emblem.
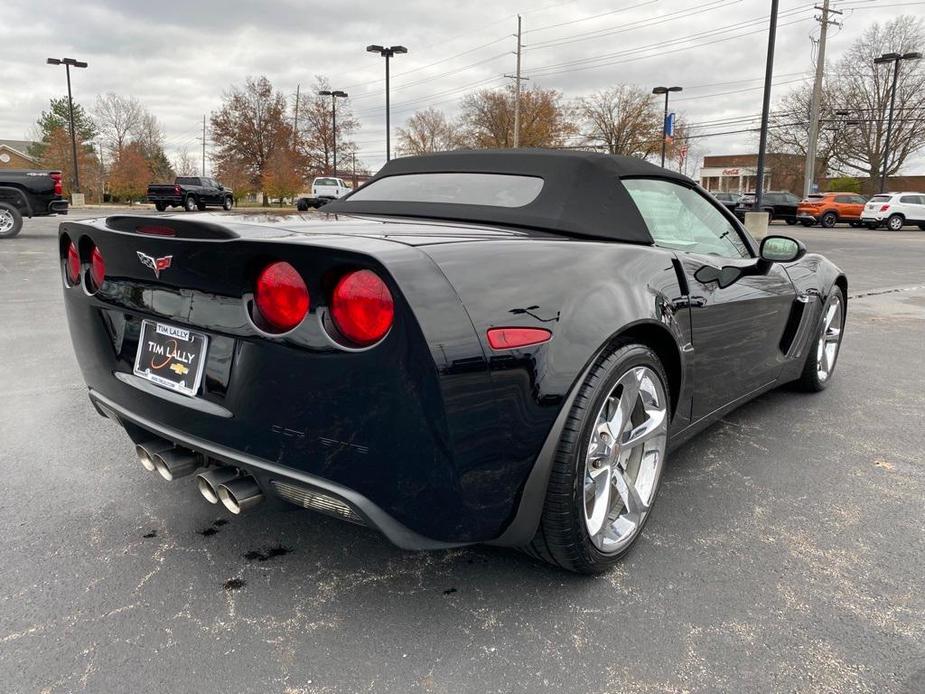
[136,251,173,278]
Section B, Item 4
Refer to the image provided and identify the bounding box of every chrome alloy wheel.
[583,365,668,554]
[0,208,13,234]
[816,295,843,382]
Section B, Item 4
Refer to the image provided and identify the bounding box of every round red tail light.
[90,245,106,289]
[331,269,394,346]
[254,261,310,332]
[66,241,80,285]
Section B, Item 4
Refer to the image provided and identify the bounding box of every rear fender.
[0,185,33,217]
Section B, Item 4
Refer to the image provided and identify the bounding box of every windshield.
[347,173,544,207]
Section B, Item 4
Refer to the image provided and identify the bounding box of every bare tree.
[95,93,144,157]
[459,85,577,149]
[295,76,359,177]
[396,107,464,155]
[134,111,173,181]
[829,15,925,183]
[768,15,925,189]
[173,147,198,176]
[211,76,292,205]
[578,86,661,157]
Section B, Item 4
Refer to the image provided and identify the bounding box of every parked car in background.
[147,177,233,212]
[861,192,925,231]
[710,191,741,213]
[796,192,868,228]
[734,191,801,224]
[0,168,68,238]
[296,177,351,210]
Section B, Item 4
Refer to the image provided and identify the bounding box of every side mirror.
[760,235,806,263]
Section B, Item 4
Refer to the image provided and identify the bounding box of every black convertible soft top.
[324,149,695,243]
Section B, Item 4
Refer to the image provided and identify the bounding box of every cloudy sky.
[1,0,921,176]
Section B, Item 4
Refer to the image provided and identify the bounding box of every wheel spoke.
[607,369,642,435]
[612,464,649,518]
[584,467,612,538]
[824,328,841,344]
[620,407,667,450]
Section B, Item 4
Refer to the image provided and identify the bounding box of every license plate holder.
[133,320,209,397]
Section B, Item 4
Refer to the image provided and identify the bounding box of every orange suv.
[796,192,868,228]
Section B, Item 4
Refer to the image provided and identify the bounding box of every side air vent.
[779,298,808,357]
[270,480,366,526]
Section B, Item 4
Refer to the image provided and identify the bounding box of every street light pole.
[319,90,348,176]
[367,45,408,162]
[754,0,780,210]
[874,51,922,193]
[46,57,88,193]
[652,86,682,168]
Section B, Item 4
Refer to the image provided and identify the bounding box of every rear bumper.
[860,216,883,225]
[49,199,69,215]
[796,213,818,223]
[147,196,183,204]
[90,389,467,550]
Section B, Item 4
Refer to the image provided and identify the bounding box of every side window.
[900,195,918,204]
[834,195,851,204]
[623,178,751,258]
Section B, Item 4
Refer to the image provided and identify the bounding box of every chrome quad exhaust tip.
[216,477,264,514]
[195,466,239,504]
[136,440,174,472]
[151,448,202,481]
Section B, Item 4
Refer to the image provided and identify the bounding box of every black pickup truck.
[0,169,68,238]
[147,176,234,212]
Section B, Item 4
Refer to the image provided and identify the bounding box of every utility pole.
[504,15,528,148]
[803,0,842,198]
[201,115,206,177]
[98,142,104,204]
[293,84,300,150]
[755,0,780,210]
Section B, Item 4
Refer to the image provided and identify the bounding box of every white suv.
[861,192,925,231]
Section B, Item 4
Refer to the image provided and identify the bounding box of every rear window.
[176,177,199,186]
[869,195,891,203]
[314,178,339,186]
[347,173,544,208]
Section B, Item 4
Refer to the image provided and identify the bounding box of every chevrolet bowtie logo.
[136,251,173,278]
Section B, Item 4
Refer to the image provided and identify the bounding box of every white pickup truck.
[296,177,351,210]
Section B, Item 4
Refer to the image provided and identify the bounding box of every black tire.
[786,218,797,225]
[296,200,309,212]
[525,342,670,574]
[865,222,878,230]
[222,196,233,211]
[820,211,837,228]
[887,214,904,231]
[184,195,197,212]
[0,201,24,238]
[848,221,862,228]
[197,201,207,211]
[801,219,814,227]
[154,202,167,212]
[793,286,845,393]
[918,224,925,231]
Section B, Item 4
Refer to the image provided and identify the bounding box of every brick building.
[0,140,38,169]
[700,153,805,195]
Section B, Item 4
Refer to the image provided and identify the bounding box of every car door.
[623,178,798,419]
[203,178,219,204]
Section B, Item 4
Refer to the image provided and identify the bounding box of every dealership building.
[700,153,804,195]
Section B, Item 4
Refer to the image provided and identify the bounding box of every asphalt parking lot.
[1,211,923,693]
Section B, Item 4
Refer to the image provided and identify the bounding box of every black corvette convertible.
[59,150,846,574]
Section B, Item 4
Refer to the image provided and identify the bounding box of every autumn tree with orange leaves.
[262,149,302,206]
[108,143,152,204]
[460,85,577,149]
